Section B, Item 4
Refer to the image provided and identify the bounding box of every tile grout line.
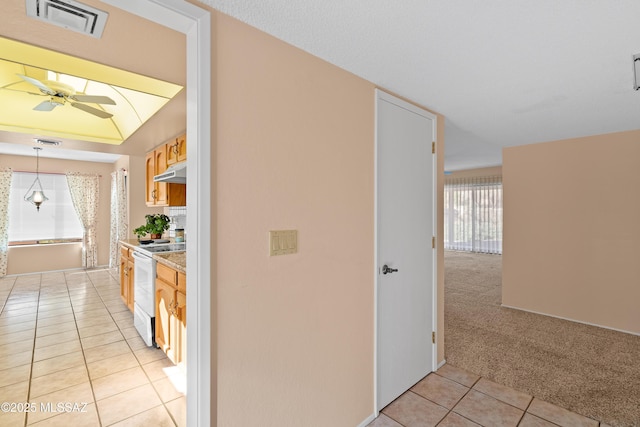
[68,269,105,427]
[434,372,478,426]
[1,275,32,427]
[87,267,180,427]
[24,273,42,427]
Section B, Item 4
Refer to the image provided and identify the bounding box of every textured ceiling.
[199,0,640,170]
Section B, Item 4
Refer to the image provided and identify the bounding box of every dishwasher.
[131,243,185,347]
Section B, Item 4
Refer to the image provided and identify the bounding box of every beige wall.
[215,13,374,426]
[502,130,640,335]
[1,154,115,274]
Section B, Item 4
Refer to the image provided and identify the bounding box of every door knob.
[382,264,398,274]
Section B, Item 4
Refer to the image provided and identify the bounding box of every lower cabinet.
[119,246,134,312]
[155,262,186,366]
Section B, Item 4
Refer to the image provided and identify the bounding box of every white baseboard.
[437,359,447,370]
[501,304,640,337]
[356,413,376,427]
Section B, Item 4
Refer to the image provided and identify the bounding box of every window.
[444,176,503,254]
[8,172,83,245]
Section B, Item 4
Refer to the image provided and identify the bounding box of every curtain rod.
[11,170,102,177]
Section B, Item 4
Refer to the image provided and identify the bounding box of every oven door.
[131,250,156,315]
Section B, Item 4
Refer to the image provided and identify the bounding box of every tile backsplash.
[167,206,187,238]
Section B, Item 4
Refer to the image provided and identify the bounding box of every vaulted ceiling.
[0,0,186,159]
[199,0,640,170]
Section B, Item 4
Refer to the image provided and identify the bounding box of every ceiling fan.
[17,74,116,119]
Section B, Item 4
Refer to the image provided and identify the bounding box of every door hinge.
[432,236,436,249]
[432,141,436,154]
[432,331,436,344]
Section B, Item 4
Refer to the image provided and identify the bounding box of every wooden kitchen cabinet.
[119,246,134,312]
[155,262,186,366]
[155,278,174,355]
[145,145,186,207]
[166,134,186,165]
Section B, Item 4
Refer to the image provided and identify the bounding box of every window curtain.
[0,168,12,277]
[66,172,100,268]
[109,169,128,268]
[444,175,503,254]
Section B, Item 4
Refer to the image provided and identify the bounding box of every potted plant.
[134,214,171,240]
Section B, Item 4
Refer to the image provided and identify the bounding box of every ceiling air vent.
[26,0,108,38]
[34,138,61,147]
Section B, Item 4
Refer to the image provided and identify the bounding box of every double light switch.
[269,230,297,256]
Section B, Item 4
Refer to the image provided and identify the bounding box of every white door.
[376,89,436,410]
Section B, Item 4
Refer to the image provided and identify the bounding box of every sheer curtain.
[0,168,12,277]
[109,169,128,268]
[444,175,503,254]
[66,172,100,268]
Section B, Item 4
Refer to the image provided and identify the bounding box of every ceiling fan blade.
[17,74,56,96]
[33,101,59,111]
[70,94,116,105]
[71,102,113,119]
[0,87,44,96]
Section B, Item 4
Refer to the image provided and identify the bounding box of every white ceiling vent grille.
[26,0,108,38]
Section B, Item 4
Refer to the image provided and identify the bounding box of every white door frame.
[100,1,211,426]
[373,88,438,415]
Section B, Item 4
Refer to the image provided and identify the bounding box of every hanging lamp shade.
[24,147,48,211]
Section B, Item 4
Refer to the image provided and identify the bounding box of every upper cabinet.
[167,134,187,165]
[145,134,186,207]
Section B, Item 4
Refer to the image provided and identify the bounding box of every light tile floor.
[0,269,186,427]
[369,364,610,427]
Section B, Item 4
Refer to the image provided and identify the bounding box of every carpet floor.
[444,250,640,427]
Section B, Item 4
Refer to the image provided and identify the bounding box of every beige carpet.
[444,250,640,427]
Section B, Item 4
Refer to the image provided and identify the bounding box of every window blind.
[444,176,503,254]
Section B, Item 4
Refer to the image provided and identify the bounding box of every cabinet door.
[174,291,187,366]
[155,280,174,353]
[176,135,187,162]
[154,147,168,205]
[167,135,187,165]
[145,151,156,205]
[120,257,129,306]
[166,140,178,165]
[127,261,135,311]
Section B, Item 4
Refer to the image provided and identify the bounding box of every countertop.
[119,239,186,273]
[120,239,143,250]
[154,252,186,274]
[120,238,181,250]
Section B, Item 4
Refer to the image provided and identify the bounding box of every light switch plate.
[269,230,297,256]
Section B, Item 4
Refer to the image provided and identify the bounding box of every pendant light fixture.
[24,146,48,211]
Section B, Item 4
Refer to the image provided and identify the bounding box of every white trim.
[501,304,640,337]
[357,413,377,427]
[99,1,212,426]
[372,89,379,416]
[437,358,447,370]
[430,109,438,374]
[373,88,439,413]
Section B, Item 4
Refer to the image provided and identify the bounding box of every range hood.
[154,162,186,184]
